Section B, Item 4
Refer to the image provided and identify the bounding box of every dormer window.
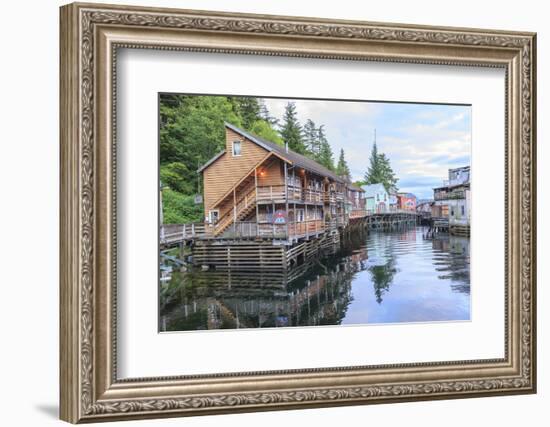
[232,140,242,156]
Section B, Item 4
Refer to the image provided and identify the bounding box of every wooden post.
[305,204,309,239]
[255,167,259,236]
[284,163,289,239]
[233,188,237,223]
[294,202,297,238]
[292,168,296,201]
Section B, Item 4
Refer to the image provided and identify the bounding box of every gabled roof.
[347,182,365,192]
[361,183,387,198]
[199,122,345,183]
[197,150,226,173]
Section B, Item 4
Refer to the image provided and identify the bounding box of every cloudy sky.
[262,98,471,200]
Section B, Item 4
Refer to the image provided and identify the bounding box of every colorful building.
[361,183,389,213]
[397,192,417,211]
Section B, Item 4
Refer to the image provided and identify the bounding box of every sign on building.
[273,210,287,224]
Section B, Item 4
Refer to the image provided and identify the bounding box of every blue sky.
[263,98,471,200]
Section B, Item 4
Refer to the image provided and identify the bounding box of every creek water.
[159,226,470,331]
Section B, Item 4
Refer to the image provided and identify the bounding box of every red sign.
[273,210,287,224]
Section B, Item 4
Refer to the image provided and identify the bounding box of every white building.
[362,183,389,213]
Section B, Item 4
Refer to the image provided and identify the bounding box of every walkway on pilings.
[365,211,419,230]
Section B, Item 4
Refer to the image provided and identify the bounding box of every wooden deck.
[192,231,341,271]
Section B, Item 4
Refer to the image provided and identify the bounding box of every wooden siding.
[257,159,284,187]
[203,128,269,213]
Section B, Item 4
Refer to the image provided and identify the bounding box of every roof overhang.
[197,150,226,173]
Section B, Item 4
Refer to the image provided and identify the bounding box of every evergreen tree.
[280,102,307,154]
[364,141,382,184]
[229,96,261,129]
[316,125,335,171]
[336,148,351,179]
[363,138,398,193]
[259,99,279,126]
[377,153,399,193]
[303,119,319,155]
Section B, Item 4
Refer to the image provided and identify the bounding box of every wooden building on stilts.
[192,122,366,270]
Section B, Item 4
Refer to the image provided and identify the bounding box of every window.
[451,208,455,217]
[461,205,465,216]
[209,210,220,224]
[232,140,241,156]
[296,209,305,222]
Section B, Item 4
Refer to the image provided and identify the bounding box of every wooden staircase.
[213,185,257,236]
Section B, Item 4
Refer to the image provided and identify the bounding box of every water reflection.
[160,227,470,331]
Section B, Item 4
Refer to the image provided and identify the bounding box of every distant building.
[432,184,450,218]
[432,166,470,235]
[345,182,367,219]
[416,199,434,214]
[361,183,389,213]
[397,192,417,211]
[388,192,398,212]
[449,165,470,186]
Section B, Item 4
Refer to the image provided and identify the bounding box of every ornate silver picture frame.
[60,2,536,423]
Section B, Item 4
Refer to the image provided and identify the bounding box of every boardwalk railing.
[161,223,207,245]
[256,185,323,203]
[257,185,286,201]
[323,191,345,204]
[219,220,326,239]
[367,209,418,215]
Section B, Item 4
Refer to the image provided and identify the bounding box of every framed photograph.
[60,2,537,423]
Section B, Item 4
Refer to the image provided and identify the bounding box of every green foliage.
[249,120,283,145]
[160,162,196,194]
[280,102,308,154]
[336,148,351,179]
[228,96,261,129]
[160,95,242,170]
[162,188,204,224]
[363,141,398,193]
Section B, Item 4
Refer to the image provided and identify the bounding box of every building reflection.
[431,234,470,294]
[160,232,369,332]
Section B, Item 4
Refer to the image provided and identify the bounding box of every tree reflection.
[369,258,397,304]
